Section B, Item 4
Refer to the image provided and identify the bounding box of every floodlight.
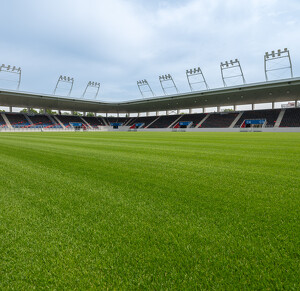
[82,80,101,99]
[264,48,293,81]
[159,73,179,95]
[186,66,209,91]
[220,58,246,86]
[0,63,22,90]
[137,78,155,98]
[53,75,74,96]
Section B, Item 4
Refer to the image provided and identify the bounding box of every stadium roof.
[0,78,300,113]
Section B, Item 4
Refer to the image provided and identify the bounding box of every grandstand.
[0,55,299,132]
[280,108,300,127]
[0,107,299,131]
[0,114,7,128]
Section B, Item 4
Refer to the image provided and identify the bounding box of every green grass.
[0,132,299,290]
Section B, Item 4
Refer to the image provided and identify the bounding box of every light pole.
[186,67,209,91]
[137,79,155,98]
[53,75,74,96]
[220,59,246,87]
[159,74,179,95]
[82,81,101,99]
[0,64,22,90]
[264,48,293,81]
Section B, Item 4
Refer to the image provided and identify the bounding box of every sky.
[0,0,300,103]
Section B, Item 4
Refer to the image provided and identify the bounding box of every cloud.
[0,0,299,102]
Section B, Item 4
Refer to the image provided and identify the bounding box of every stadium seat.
[201,112,239,128]
[280,108,300,127]
[234,109,281,128]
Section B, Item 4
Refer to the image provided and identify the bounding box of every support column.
[295,100,299,108]
[146,112,150,116]
[106,113,108,117]
[234,105,237,112]
[189,109,192,114]
[58,110,61,115]
[83,112,86,116]
[9,106,12,113]
[71,111,74,115]
[94,112,97,117]
[176,110,180,115]
[156,111,159,116]
[203,108,206,113]
[166,110,170,115]
[138,113,140,117]
[272,102,275,109]
[217,107,220,113]
[251,104,254,110]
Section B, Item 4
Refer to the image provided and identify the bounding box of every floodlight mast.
[0,64,22,90]
[159,74,179,95]
[264,48,293,81]
[220,59,246,87]
[82,81,101,99]
[53,75,74,96]
[186,67,209,91]
[137,79,155,98]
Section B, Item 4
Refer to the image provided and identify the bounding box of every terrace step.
[100,116,108,126]
[124,118,132,126]
[47,114,58,126]
[230,112,243,128]
[1,113,12,128]
[145,116,160,128]
[168,115,184,128]
[80,116,92,129]
[274,109,285,127]
[196,114,210,128]
[23,114,33,125]
[52,115,65,128]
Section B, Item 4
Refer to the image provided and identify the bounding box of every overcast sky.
[0,0,299,102]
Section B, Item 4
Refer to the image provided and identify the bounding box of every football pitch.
[0,132,299,289]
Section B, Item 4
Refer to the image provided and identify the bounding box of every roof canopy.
[0,78,299,113]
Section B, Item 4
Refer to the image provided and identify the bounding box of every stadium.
[0,49,300,132]
[0,1,299,290]
[1,77,300,132]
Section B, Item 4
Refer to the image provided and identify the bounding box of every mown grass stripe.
[0,132,299,289]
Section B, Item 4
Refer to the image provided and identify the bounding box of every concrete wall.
[1,126,300,133]
[136,127,300,133]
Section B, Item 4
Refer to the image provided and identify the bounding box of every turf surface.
[0,132,299,289]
